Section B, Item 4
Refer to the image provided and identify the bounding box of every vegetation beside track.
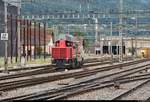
[0,57,52,70]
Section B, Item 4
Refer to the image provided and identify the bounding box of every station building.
[92,36,150,58]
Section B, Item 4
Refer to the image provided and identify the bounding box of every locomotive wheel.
[71,59,76,68]
[71,60,76,69]
[81,58,84,65]
[78,62,81,68]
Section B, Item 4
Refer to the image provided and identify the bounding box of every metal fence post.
[34,21,36,59]
[44,23,46,60]
[29,20,32,60]
[23,19,26,59]
[38,22,41,59]
[15,16,18,63]
[4,1,8,73]
[10,14,13,63]
[27,20,29,61]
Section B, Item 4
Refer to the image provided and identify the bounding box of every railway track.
[0,58,148,92]
[35,72,150,100]
[0,58,98,73]
[0,56,134,82]
[0,64,52,73]
[0,58,150,100]
[0,56,133,73]
[145,96,150,102]
[0,59,117,80]
[2,65,150,101]
[0,60,113,81]
[0,59,149,88]
[112,79,150,100]
[111,72,150,100]
[54,74,150,100]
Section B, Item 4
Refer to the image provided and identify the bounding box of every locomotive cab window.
[73,43,77,49]
[73,45,76,49]
[66,41,73,47]
[55,41,60,47]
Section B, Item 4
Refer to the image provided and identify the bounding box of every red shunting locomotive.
[51,37,84,68]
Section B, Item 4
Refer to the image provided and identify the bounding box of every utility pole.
[119,0,123,62]
[4,1,8,73]
[131,37,134,57]
[84,24,87,54]
[87,0,90,12]
[95,18,98,43]
[94,18,99,55]
[101,37,104,55]
[79,4,82,12]
[110,22,113,61]
[135,16,138,58]
[17,0,21,66]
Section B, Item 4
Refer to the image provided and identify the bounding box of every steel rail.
[0,58,148,92]
[3,71,150,101]
[0,60,114,81]
[112,79,150,100]
[0,59,150,101]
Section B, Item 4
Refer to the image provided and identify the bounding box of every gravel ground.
[120,80,150,100]
[0,61,114,84]
[67,80,146,100]
[0,68,44,77]
[0,62,112,99]
[0,59,149,100]
[0,67,81,84]
[0,54,112,73]
[0,64,51,76]
[0,56,109,77]
[0,78,75,100]
[0,55,133,77]
[71,61,150,85]
[122,70,150,79]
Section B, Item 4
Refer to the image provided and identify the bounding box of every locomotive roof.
[55,39,73,42]
[55,34,74,41]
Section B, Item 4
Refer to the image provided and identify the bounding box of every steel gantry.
[21,10,150,21]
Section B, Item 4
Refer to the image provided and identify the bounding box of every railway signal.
[1,33,8,41]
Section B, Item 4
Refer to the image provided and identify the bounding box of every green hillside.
[21,0,150,15]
